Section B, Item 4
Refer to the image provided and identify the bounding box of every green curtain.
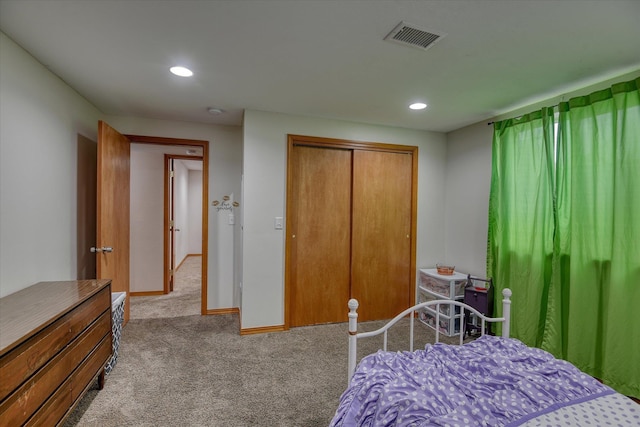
[489,78,640,398]
[487,107,555,347]
[542,78,640,398]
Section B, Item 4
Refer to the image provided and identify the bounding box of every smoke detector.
[384,21,446,51]
[207,107,224,115]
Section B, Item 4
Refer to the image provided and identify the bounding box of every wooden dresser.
[0,280,112,426]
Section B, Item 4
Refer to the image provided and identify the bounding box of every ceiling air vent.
[384,21,445,51]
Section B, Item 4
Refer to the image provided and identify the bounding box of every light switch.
[274,217,283,230]
[228,213,235,225]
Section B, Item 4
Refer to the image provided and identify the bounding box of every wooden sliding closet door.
[288,145,352,327]
[286,135,417,328]
[351,150,413,321]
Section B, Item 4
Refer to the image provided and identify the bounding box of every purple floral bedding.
[330,335,622,427]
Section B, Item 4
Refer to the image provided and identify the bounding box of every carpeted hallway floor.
[64,256,460,426]
[129,255,202,320]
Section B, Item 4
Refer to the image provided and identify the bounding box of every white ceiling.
[1,0,639,133]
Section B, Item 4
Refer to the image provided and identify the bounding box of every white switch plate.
[274,217,283,230]
[228,213,235,225]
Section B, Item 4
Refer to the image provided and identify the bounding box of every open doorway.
[78,125,210,322]
[166,155,204,293]
[128,143,205,319]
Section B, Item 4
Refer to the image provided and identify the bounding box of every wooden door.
[97,121,131,322]
[288,145,352,326]
[351,150,413,321]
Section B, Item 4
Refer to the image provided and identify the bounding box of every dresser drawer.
[418,269,467,299]
[0,285,110,401]
[418,287,462,316]
[24,335,112,427]
[0,309,111,426]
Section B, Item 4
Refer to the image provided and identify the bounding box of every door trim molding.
[126,135,210,315]
[164,154,204,295]
[164,155,174,294]
[284,134,418,329]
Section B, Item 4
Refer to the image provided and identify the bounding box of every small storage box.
[419,269,467,299]
[417,288,461,317]
[105,292,125,375]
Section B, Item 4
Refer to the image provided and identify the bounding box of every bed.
[331,288,639,427]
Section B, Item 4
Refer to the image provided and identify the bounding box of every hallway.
[129,255,201,319]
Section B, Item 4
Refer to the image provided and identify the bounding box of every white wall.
[443,122,493,277]
[129,147,165,292]
[214,192,236,310]
[0,32,102,297]
[187,169,203,254]
[102,115,242,310]
[173,160,189,265]
[241,109,447,329]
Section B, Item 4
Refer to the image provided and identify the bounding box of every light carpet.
[129,255,202,319]
[64,257,463,426]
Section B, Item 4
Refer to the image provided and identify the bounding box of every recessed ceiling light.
[207,107,224,115]
[409,102,427,110]
[170,66,193,77]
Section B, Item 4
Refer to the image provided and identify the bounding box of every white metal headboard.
[347,288,512,381]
